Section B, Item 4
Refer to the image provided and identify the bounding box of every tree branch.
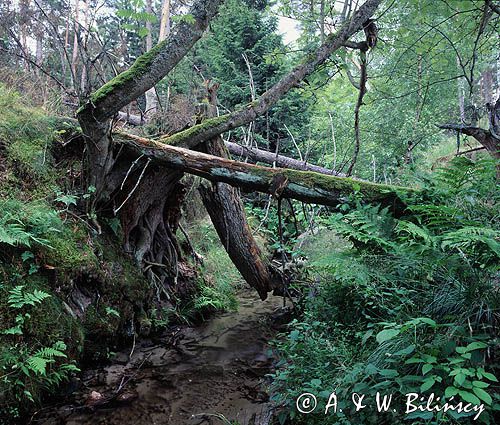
[77,0,225,122]
[437,123,499,159]
[225,141,345,177]
[158,0,383,149]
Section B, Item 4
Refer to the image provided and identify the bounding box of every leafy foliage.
[271,158,499,424]
[0,286,79,412]
[0,200,62,248]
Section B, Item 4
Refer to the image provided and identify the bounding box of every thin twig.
[114,158,151,215]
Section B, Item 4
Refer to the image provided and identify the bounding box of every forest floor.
[36,289,286,425]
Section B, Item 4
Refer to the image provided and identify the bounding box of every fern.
[0,200,62,248]
[395,221,435,249]
[26,356,52,376]
[0,215,33,246]
[408,204,461,230]
[35,344,67,359]
[328,205,396,252]
[7,286,51,309]
[441,226,500,259]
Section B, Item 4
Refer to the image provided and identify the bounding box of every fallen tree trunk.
[197,90,278,300]
[226,141,345,176]
[199,178,278,300]
[118,111,144,126]
[115,132,412,209]
[75,0,384,300]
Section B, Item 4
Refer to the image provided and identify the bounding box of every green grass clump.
[0,84,60,197]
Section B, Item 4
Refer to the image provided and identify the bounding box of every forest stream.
[38,290,285,425]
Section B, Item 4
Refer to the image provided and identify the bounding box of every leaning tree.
[76,0,406,300]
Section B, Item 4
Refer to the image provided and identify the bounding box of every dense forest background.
[0,0,499,424]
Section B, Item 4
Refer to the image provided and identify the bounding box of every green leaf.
[361,329,373,345]
[422,364,433,375]
[472,387,491,405]
[376,328,399,344]
[454,372,466,386]
[395,344,415,356]
[464,342,488,352]
[418,317,437,327]
[420,377,435,392]
[21,251,34,262]
[138,27,150,38]
[310,379,322,387]
[472,381,489,388]
[379,369,399,378]
[445,386,459,398]
[458,391,481,406]
[481,371,498,382]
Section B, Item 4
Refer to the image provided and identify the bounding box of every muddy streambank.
[39,290,287,425]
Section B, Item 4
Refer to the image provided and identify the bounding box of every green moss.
[0,268,84,413]
[249,166,414,202]
[88,39,169,108]
[0,84,61,196]
[43,225,99,272]
[160,113,231,146]
[0,84,156,418]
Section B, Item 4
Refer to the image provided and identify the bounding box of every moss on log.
[115,132,414,210]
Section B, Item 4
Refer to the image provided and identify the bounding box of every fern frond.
[441,227,500,258]
[26,356,52,375]
[395,221,435,249]
[7,286,51,309]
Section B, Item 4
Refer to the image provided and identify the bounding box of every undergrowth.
[270,156,499,424]
[0,84,150,422]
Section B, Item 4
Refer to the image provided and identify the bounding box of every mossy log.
[115,132,413,210]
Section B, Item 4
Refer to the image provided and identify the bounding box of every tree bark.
[115,132,411,209]
[78,0,223,123]
[438,123,499,160]
[144,0,156,116]
[75,0,384,300]
[199,139,277,300]
[197,88,279,300]
[347,49,367,176]
[158,0,171,42]
[71,0,79,92]
[226,141,345,176]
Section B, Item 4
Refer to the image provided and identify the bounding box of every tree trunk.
[347,49,367,176]
[197,90,279,299]
[438,120,499,161]
[115,132,410,209]
[71,0,79,92]
[158,0,171,42]
[76,0,384,299]
[226,141,345,176]
[145,0,158,116]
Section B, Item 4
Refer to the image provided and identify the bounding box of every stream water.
[38,290,285,425]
